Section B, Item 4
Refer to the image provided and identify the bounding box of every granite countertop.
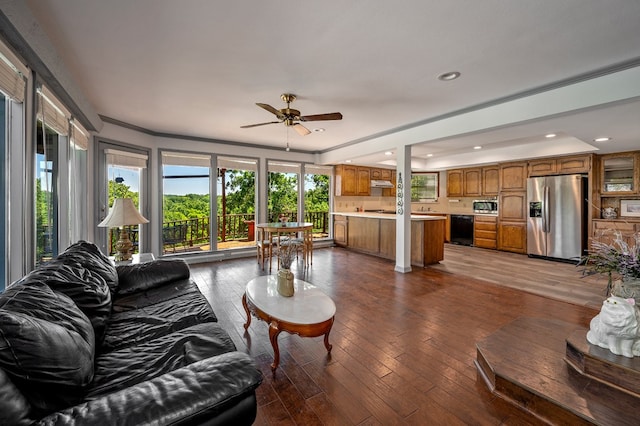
[331,212,446,220]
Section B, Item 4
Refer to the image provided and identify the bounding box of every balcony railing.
[108,211,329,255]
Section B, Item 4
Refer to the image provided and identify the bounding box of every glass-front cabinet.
[600,153,638,194]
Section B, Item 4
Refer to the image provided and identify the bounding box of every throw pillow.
[0,280,95,411]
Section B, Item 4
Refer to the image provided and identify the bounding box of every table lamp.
[98,198,149,261]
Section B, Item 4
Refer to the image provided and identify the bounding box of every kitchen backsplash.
[334,195,479,214]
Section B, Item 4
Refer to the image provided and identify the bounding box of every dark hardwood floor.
[190,245,604,425]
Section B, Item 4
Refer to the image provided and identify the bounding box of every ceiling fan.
[241,93,342,136]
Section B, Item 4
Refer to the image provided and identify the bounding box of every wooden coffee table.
[242,275,335,371]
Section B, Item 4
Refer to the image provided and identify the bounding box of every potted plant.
[580,231,640,299]
[277,242,296,297]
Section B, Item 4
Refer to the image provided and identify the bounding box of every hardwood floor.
[190,245,605,425]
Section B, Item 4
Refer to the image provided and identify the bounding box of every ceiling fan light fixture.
[438,71,461,81]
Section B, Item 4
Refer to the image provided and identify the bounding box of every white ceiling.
[22,0,640,169]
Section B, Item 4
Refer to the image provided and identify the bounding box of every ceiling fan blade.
[240,121,280,129]
[293,123,311,136]
[299,112,343,122]
[256,103,285,119]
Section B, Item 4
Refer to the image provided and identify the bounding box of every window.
[268,161,300,222]
[98,143,149,256]
[35,86,72,265]
[217,156,257,251]
[1,40,27,285]
[161,152,212,254]
[411,172,438,201]
[304,165,332,240]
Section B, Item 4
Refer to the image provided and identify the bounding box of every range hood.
[370,179,395,188]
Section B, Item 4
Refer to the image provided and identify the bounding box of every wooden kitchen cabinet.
[347,217,379,253]
[447,169,464,197]
[497,192,527,253]
[591,219,640,248]
[474,215,497,249]
[382,169,396,197]
[499,192,527,221]
[497,221,527,254]
[528,159,557,176]
[482,166,499,196]
[499,161,527,191]
[600,152,638,195]
[335,165,370,196]
[528,154,592,177]
[333,215,348,247]
[463,168,482,196]
[557,154,591,174]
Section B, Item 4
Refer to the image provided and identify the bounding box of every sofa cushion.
[103,287,217,352]
[58,241,118,295]
[88,322,236,398]
[0,280,95,412]
[116,259,190,295]
[24,259,112,344]
[0,368,32,426]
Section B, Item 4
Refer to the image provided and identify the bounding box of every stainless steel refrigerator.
[527,174,587,262]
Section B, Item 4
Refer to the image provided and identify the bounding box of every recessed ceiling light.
[384,151,393,156]
[438,71,461,81]
[313,128,325,132]
[545,133,556,138]
[426,153,433,158]
[345,159,352,163]
[473,146,482,150]
[594,137,611,142]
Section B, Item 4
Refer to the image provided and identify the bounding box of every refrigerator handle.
[543,185,550,233]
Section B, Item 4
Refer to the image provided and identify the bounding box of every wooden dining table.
[256,222,313,272]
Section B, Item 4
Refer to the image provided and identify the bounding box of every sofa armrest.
[116,259,190,295]
[35,352,262,426]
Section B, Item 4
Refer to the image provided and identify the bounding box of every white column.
[395,145,412,273]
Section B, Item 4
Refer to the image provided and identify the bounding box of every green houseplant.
[580,231,640,298]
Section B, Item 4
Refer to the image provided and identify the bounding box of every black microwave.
[472,200,498,214]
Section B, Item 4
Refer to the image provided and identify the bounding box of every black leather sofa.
[0,241,262,426]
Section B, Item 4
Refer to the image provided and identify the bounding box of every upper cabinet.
[335,165,370,196]
[499,162,527,191]
[600,153,638,195]
[447,167,497,197]
[463,168,482,197]
[528,154,592,177]
[482,166,499,196]
[446,169,464,197]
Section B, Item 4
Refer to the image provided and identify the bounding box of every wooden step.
[566,328,640,398]
[476,317,638,425]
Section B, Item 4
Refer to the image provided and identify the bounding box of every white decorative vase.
[277,269,294,297]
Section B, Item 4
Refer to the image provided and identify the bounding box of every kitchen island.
[331,212,446,266]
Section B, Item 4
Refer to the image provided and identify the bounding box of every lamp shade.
[98,198,149,228]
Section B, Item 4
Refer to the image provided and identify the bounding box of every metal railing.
[108,211,329,254]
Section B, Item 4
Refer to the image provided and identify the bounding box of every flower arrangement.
[279,242,297,270]
[579,231,640,296]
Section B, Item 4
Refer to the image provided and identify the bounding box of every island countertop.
[330,212,446,220]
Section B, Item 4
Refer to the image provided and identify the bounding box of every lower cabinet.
[591,219,640,248]
[347,217,380,253]
[474,215,497,249]
[497,221,527,254]
[333,215,348,247]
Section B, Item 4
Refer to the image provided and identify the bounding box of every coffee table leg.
[324,318,334,353]
[242,293,251,330]
[268,320,281,371]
